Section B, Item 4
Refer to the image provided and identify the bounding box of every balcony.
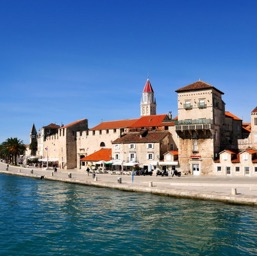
[184,103,192,110]
[175,119,213,132]
[198,103,207,109]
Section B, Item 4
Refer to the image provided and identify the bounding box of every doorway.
[192,164,200,175]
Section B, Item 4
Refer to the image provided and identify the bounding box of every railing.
[198,103,207,109]
[183,104,192,110]
[175,119,213,131]
[174,119,213,125]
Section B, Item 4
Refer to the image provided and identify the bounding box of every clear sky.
[1,0,257,144]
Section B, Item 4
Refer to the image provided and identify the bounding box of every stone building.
[31,78,257,176]
[175,80,229,175]
[214,149,257,176]
[112,130,172,169]
[37,119,88,169]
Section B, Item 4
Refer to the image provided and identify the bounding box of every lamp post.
[45,147,49,169]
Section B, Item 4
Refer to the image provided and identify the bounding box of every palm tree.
[0,138,26,165]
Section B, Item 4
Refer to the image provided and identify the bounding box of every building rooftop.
[80,148,112,161]
[175,80,224,95]
[112,130,170,144]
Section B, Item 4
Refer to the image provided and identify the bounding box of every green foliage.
[0,137,26,165]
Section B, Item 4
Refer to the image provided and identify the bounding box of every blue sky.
[1,0,257,144]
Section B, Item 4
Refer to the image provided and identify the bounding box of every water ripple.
[1,174,257,255]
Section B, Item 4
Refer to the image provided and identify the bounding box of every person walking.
[131,169,135,183]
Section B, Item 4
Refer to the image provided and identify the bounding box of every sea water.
[0,174,257,256]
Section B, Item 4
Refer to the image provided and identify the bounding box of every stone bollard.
[68,173,72,178]
[149,181,153,187]
[19,169,21,173]
[117,177,122,184]
[51,172,54,177]
[31,169,33,174]
[231,188,237,195]
[94,176,98,181]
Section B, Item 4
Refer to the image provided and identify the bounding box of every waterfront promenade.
[1,162,257,206]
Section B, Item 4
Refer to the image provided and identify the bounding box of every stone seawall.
[1,164,257,206]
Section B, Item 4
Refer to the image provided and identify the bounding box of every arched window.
[100,142,105,147]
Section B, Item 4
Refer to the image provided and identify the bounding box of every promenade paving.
[1,162,257,206]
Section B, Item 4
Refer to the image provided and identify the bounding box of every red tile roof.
[231,153,240,163]
[244,148,257,154]
[112,130,170,144]
[242,123,251,133]
[175,80,224,95]
[62,119,87,129]
[43,123,60,129]
[166,150,178,156]
[219,149,237,155]
[130,114,167,128]
[171,150,178,155]
[251,106,257,113]
[225,111,241,121]
[90,119,138,131]
[143,79,154,93]
[80,148,112,161]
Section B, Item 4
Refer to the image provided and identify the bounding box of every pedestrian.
[6,164,9,171]
[132,169,135,183]
[86,167,90,176]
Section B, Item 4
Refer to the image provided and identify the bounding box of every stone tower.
[140,79,156,116]
[30,123,38,156]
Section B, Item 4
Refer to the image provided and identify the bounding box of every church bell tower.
[140,79,156,116]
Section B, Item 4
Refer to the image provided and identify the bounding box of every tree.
[0,138,26,165]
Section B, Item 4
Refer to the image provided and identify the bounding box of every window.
[235,166,240,172]
[255,167,257,173]
[254,118,257,125]
[193,140,198,153]
[147,143,154,149]
[184,100,192,110]
[198,99,206,108]
[226,166,231,175]
[217,166,221,172]
[115,154,119,160]
[243,154,248,161]
[93,131,95,135]
[129,144,135,149]
[106,129,109,134]
[129,153,136,162]
[223,154,228,161]
[147,153,154,160]
[114,129,116,133]
[245,167,250,175]
[100,142,105,147]
[99,130,102,135]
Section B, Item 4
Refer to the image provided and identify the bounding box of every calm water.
[0,174,257,256]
